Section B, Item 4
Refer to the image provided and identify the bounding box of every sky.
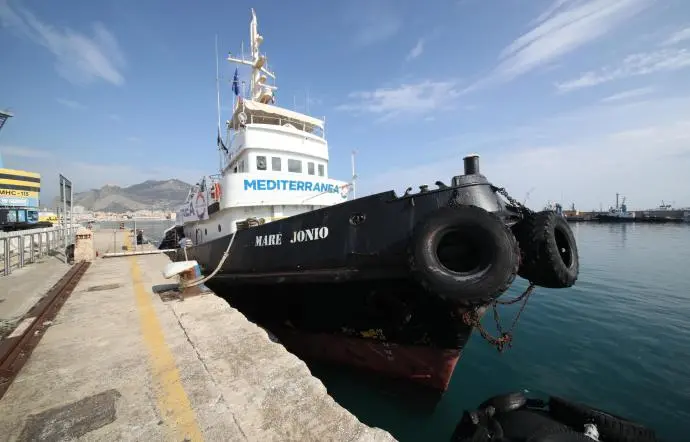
[1,0,690,211]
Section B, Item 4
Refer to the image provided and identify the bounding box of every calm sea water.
[310,223,690,442]
[125,220,690,442]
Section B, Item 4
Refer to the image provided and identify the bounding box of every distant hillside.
[63,179,191,212]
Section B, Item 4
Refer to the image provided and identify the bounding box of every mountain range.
[63,179,192,212]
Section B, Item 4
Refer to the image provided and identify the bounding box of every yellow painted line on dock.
[129,257,204,441]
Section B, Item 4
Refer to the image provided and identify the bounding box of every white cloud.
[0,145,52,158]
[356,95,690,210]
[557,48,690,92]
[662,26,690,46]
[0,1,126,86]
[405,39,425,61]
[337,80,459,119]
[600,86,655,102]
[466,0,650,91]
[56,98,87,110]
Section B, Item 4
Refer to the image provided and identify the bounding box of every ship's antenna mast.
[215,34,223,172]
[226,9,276,103]
[351,150,358,199]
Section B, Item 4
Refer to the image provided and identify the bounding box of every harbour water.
[109,220,690,441]
[310,222,690,442]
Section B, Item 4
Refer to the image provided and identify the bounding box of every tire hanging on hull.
[511,211,579,288]
[408,206,520,304]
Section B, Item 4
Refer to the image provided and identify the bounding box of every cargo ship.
[160,9,580,394]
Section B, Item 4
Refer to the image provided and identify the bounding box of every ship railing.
[0,225,77,276]
[232,114,325,139]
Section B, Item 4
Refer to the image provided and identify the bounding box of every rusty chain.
[459,185,539,352]
[462,283,536,353]
[492,186,535,216]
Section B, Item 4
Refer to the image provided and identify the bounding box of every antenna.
[306,87,310,114]
[227,9,276,103]
[351,150,358,199]
[215,35,223,172]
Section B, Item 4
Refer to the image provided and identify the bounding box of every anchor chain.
[462,283,536,353]
[453,185,537,351]
[492,186,535,216]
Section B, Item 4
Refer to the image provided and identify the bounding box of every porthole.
[204,228,208,235]
[218,224,222,232]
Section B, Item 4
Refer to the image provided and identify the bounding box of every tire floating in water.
[409,206,520,304]
[512,211,579,289]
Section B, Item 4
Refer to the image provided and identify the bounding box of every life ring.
[408,206,519,304]
[511,211,579,288]
[340,184,350,199]
[210,182,222,201]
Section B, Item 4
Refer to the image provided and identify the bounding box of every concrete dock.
[0,230,394,441]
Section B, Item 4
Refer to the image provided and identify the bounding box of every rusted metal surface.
[0,261,90,400]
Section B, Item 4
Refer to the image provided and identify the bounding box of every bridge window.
[318,164,325,176]
[256,156,267,171]
[272,157,281,171]
[307,162,315,175]
[288,159,302,173]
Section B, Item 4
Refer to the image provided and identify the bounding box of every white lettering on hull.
[290,226,329,244]
[253,226,329,247]
[255,233,282,247]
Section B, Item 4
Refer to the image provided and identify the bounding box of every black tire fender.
[512,211,579,289]
[548,396,658,442]
[409,206,519,304]
[479,392,528,414]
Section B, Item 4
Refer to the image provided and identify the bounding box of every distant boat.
[595,193,635,222]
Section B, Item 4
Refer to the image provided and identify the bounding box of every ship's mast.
[227,9,277,105]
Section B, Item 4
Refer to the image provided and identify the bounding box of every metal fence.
[0,225,75,276]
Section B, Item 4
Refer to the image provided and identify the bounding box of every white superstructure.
[175,9,350,246]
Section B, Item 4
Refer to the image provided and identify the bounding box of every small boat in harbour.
[160,9,580,394]
[595,193,635,222]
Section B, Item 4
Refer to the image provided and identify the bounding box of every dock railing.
[0,226,73,276]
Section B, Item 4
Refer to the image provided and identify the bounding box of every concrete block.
[74,227,95,262]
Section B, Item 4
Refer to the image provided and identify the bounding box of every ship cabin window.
[256,155,267,171]
[318,164,325,177]
[288,159,302,173]
[271,157,281,171]
[307,162,315,175]
[238,159,246,173]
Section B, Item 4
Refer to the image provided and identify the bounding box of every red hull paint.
[271,327,461,392]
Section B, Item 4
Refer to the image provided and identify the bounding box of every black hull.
[177,186,517,286]
[594,215,636,223]
[161,169,530,391]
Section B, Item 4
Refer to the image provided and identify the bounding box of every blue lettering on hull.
[244,179,341,194]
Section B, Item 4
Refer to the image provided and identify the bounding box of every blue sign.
[0,196,39,207]
[244,179,341,194]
